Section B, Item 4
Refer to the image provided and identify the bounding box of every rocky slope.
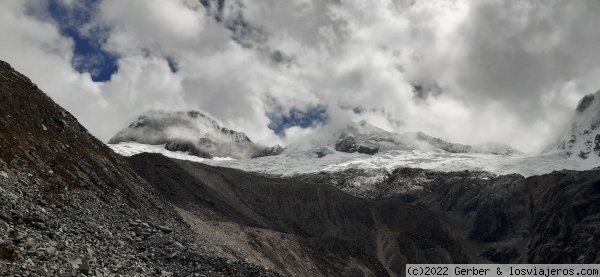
[127,153,472,277]
[300,167,600,265]
[0,60,283,276]
[109,110,283,159]
[3,57,600,277]
[127,152,600,277]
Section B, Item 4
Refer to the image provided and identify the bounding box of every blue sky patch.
[46,0,118,82]
[268,105,328,136]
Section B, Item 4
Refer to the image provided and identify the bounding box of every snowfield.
[110,142,596,177]
[110,95,600,178]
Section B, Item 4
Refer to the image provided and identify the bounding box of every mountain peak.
[110,110,250,145]
[109,110,281,159]
[544,91,600,159]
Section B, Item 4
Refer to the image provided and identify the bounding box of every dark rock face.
[357,144,380,155]
[131,153,600,275]
[577,94,595,113]
[335,133,379,155]
[334,133,357,152]
[129,154,600,275]
[302,167,600,266]
[526,171,600,263]
[165,139,214,158]
[128,150,600,275]
[127,153,474,276]
[0,61,282,276]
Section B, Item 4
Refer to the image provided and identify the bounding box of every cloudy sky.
[1,0,599,152]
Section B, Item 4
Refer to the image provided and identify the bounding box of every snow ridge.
[544,91,600,163]
[284,120,522,156]
[108,110,281,159]
[109,110,250,145]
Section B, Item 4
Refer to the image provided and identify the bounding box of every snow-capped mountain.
[108,110,283,159]
[543,91,600,162]
[284,120,523,157]
[107,98,600,178]
[110,115,549,176]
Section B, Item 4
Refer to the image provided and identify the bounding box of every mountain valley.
[1,59,600,277]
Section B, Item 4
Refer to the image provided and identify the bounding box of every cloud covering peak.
[1,0,597,151]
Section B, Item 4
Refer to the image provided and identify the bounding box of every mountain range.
[110,110,523,159]
[2,60,600,276]
[112,88,600,167]
[110,95,600,178]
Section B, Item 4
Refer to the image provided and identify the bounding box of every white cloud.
[232,0,595,150]
[0,0,108,133]
[97,0,229,56]
[1,0,600,153]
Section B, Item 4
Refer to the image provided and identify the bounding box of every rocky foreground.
[0,60,282,276]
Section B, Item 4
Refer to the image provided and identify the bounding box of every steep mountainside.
[544,91,600,161]
[301,167,600,264]
[109,110,283,159]
[128,153,600,277]
[127,153,480,277]
[0,60,281,276]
